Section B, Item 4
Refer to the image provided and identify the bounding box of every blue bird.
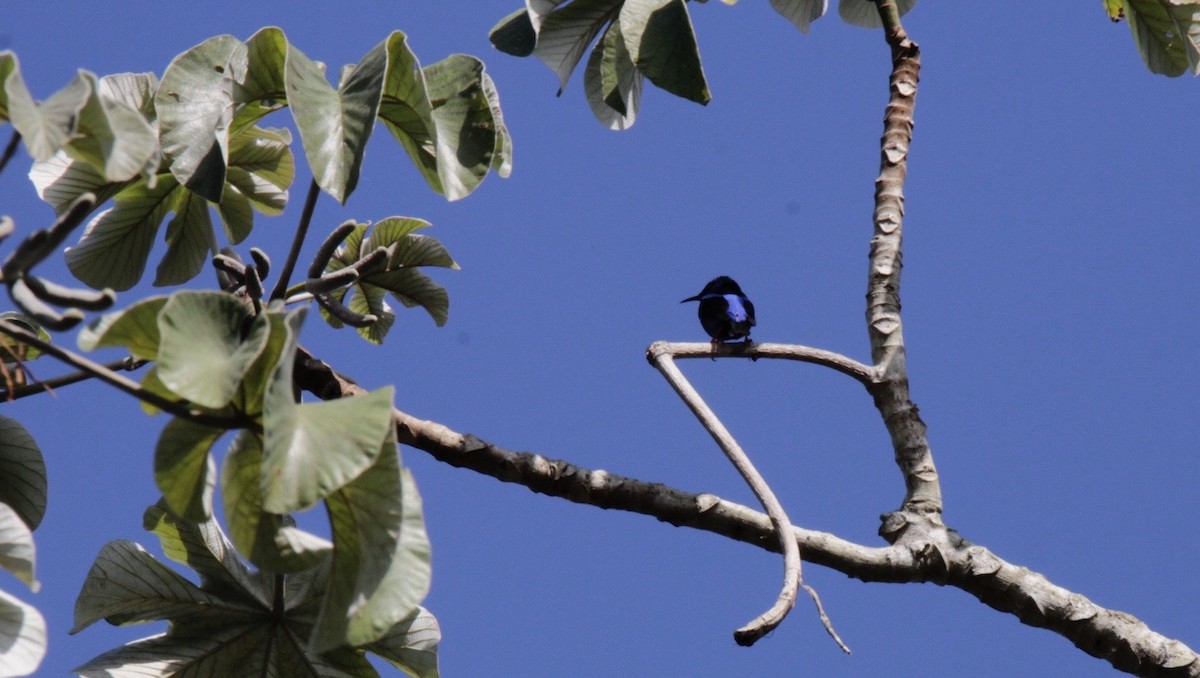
[681,276,756,345]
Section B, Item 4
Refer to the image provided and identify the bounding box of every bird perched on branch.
[681,276,756,345]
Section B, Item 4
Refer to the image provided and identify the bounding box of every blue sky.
[3,2,1198,676]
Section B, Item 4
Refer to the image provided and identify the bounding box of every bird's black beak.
[681,295,700,303]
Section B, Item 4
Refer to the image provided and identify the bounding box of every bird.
[681,276,756,345]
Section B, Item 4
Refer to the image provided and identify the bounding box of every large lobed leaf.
[1119,0,1200,76]
[0,587,46,678]
[0,416,47,531]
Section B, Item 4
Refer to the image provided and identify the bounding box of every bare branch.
[648,350,802,647]
[0,356,146,401]
[647,340,876,388]
[291,345,1200,675]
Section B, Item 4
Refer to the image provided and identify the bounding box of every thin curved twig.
[647,340,877,388]
[0,356,146,401]
[649,350,801,646]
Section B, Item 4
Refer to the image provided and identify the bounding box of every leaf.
[424,55,508,201]
[74,623,378,678]
[154,186,217,286]
[0,503,36,591]
[64,175,181,291]
[154,418,222,521]
[489,8,538,56]
[533,0,623,93]
[221,431,332,573]
[585,20,643,129]
[369,268,450,327]
[143,501,269,606]
[28,150,129,216]
[156,35,248,202]
[1122,0,1200,76]
[77,295,169,359]
[285,36,385,203]
[367,607,441,678]
[837,0,916,29]
[0,418,46,533]
[71,540,254,634]
[155,291,268,409]
[480,72,514,178]
[225,126,293,220]
[234,27,289,134]
[0,587,46,677]
[314,445,432,651]
[770,0,828,33]
[620,0,711,104]
[3,57,92,161]
[66,72,160,184]
[261,308,396,511]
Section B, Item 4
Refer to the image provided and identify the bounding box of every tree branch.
[292,345,1200,676]
[866,0,942,526]
[269,178,321,302]
[648,348,803,647]
[0,356,146,401]
[647,341,877,388]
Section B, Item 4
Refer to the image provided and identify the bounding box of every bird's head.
[681,275,744,303]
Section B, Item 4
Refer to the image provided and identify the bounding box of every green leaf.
[155,291,268,408]
[77,295,169,359]
[143,501,269,605]
[0,416,48,531]
[533,0,622,93]
[155,187,217,286]
[1122,0,1200,76]
[0,503,37,590]
[157,35,249,202]
[837,0,917,29]
[28,150,130,216]
[235,308,296,418]
[367,606,441,678]
[74,622,379,678]
[285,36,385,203]
[369,268,450,327]
[0,52,14,121]
[66,72,160,183]
[3,56,92,161]
[489,8,538,56]
[262,320,396,509]
[480,72,514,179]
[95,71,159,118]
[221,431,332,573]
[585,20,643,129]
[71,540,254,634]
[0,587,46,677]
[770,0,828,33]
[154,418,222,521]
[314,443,432,651]
[64,175,181,291]
[234,27,289,134]
[620,0,711,104]
[225,126,293,219]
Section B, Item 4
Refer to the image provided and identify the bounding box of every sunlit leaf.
[71,540,255,634]
[64,72,160,183]
[770,0,828,33]
[0,587,46,677]
[315,447,432,651]
[234,27,289,133]
[262,309,395,510]
[3,57,92,161]
[1122,0,1200,76]
[585,20,643,129]
[837,0,916,29]
[620,0,711,104]
[533,0,622,93]
[367,606,441,678]
[155,291,268,409]
[64,175,181,291]
[0,503,36,591]
[0,416,46,532]
[157,35,248,202]
[77,295,169,359]
[143,501,269,606]
[285,36,385,203]
[220,431,332,573]
[28,150,129,216]
[154,418,222,521]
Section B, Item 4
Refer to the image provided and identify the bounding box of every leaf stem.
[270,179,321,302]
